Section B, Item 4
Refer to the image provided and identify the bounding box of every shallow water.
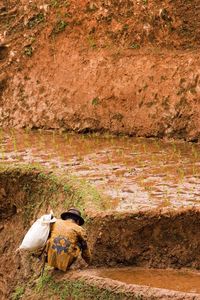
[0,129,200,211]
[92,267,200,293]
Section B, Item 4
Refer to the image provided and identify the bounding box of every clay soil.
[1,1,200,298]
[1,166,200,299]
[0,0,200,140]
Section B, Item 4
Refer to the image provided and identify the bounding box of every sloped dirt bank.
[22,271,200,300]
[88,208,200,268]
[1,165,200,299]
[0,165,104,299]
[1,0,200,140]
[0,167,61,299]
[4,49,200,141]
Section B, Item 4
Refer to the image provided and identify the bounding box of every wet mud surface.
[1,130,200,211]
[1,1,200,143]
[61,269,200,300]
[90,267,200,294]
[1,0,200,298]
[1,165,200,298]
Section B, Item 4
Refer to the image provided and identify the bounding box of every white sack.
[18,213,56,251]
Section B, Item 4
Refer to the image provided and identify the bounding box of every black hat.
[60,208,84,225]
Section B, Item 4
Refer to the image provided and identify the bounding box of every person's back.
[46,209,91,271]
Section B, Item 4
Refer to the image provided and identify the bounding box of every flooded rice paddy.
[91,267,200,294]
[1,129,200,211]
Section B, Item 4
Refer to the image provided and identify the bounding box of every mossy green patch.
[0,163,106,225]
[11,286,25,300]
[33,270,138,300]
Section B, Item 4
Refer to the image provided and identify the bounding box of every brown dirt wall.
[88,209,200,269]
[0,1,200,140]
[0,168,55,299]
[1,167,200,298]
[0,166,95,299]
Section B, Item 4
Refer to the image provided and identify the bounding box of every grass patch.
[34,270,137,300]
[11,286,25,300]
[130,43,140,49]
[27,13,45,29]
[87,35,97,49]
[24,45,33,57]
[35,270,52,293]
[0,163,105,224]
[92,97,100,106]
[50,0,70,8]
[52,20,68,34]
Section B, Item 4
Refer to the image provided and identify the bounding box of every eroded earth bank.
[1,0,200,299]
[0,166,200,299]
[0,0,200,140]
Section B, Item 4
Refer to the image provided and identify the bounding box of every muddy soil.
[0,1,200,140]
[91,267,200,294]
[29,270,200,300]
[1,130,200,211]
[88,208,200,268]
[0,166,100,299]
[22,269,200,300]
[1,167,200,299]
[65,269,200,299]
[1,2,200,296]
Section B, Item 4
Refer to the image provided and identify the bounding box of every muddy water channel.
[91,267,200,294]
[1,129,200,210]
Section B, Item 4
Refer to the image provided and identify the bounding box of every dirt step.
[85,267,200,294]
[58,267,200,300]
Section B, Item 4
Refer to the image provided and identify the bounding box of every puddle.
[0,129,200,211]
[91,267,200,294]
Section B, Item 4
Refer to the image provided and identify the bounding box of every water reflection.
[0,129,200,211]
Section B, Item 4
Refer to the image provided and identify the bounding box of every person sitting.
[45,208,91,271]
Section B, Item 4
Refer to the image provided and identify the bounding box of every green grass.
[11,286,25,300]
[130,43,140,49]
[50,0,70,8]
[24,46,33,57]
[34,270,140,300]
[35,270,52,293]
[92,97,100,106]
[52,20,68,34]
[87,35,97,49]
[0,163,105,224]
[27,13,45,29]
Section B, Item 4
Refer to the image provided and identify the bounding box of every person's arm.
[78,230,91,264]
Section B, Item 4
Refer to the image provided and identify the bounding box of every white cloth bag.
[18,213,56,251]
